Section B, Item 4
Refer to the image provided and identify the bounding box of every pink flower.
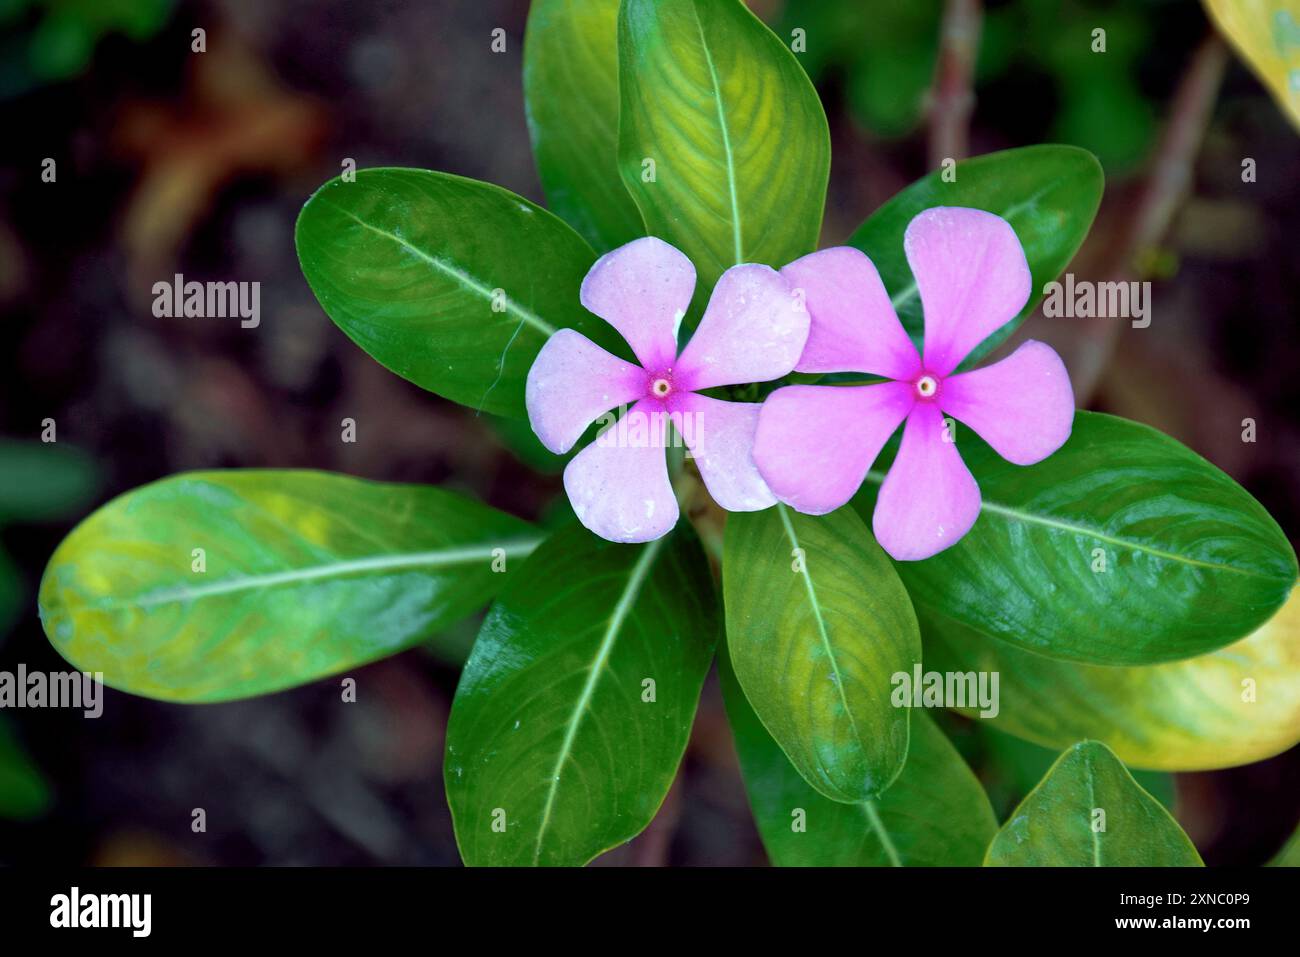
[527,236,809,543]
[753,207,1075,561]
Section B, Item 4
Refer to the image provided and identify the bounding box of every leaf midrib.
[532,535,666,864]
[89,538,544,610]
[688,0,743,266]
[861,798,903,867]
[863,470,1272,579]
[319,199,558,337]
[1084,749,1102,867]
[776,505,865,762]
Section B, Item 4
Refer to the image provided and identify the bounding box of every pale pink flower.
[527,237,809,543]
[753,207,1075,561]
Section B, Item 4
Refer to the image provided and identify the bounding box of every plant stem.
[928,0,983,170]
[1070,31,1229,403]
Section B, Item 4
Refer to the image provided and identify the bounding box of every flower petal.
[580,236,695,371]
[940,340,1075,465]
[675,264,808,391]
[752,382,914,515]
[526,329,649,455]
[904,207,1031,376]
[671,393,774,512]
[563,401,678,543]
[780,246,921,379]
[873,403,980,561]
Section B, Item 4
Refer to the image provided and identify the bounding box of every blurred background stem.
[928,0,982,168]
[1070,31,1230,404]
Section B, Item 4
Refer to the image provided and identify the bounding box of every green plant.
[35,0,1298,866]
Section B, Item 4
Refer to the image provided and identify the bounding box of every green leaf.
[984,740,1203,866]
[723,505,920,804]
[484,412,566,476]
[847,145,1103,364]
[617,0,830,302]
[39,471,541,702]
[0,546,22,639]
[296,168,626,419]
[721,640,995,866]
[0,717,52,821]
[857,412,1298,665]
[445,524,718,866]
[922,586,1300,771]
[968,721,1176,817]
[1268,822,1300,867]
[0,439,99,523]
[524,0,644,251]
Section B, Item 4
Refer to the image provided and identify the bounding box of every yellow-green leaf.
[721,637,995,866]
[922,586,1300,771]
[723,505,920,804]
[617,0,830,303]
[524,0,644,251]
[1203,0,1300,132]
[39,471,540,702]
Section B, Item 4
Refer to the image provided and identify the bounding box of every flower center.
[915,374,939,399]
[651,377,672,398]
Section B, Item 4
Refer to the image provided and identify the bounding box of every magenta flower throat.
[527,236,809,543]
[753,207,1076,561]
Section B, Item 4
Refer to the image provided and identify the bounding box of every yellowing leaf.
[923,583,1300,771]
[40,471,540,702]
[1203,0,1300,130]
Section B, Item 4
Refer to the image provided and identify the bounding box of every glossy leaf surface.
[722,640,995,866]
[445,525,717,866]
[985,741,1203,866]
[296,168,625,419]
[618,0,830,303]
[724,505,920,803]
[39,471,540,702]
[857,413,1297,665]
[524,0,644,251]
[922,586,1300,770]
[848,145,1103,364]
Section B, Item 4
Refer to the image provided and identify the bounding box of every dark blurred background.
[0,0,1296,865]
